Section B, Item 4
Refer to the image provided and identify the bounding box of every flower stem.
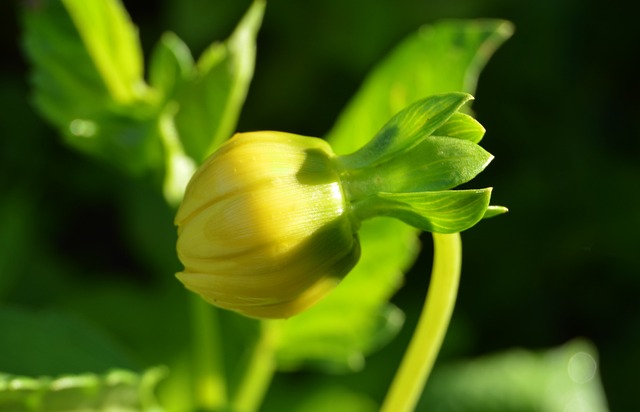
[231,320,279,412]
[190,294,228,411]
[380,232,462,412]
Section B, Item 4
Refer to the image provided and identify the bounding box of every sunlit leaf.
[61,0,147,104]
[275,19,513,371]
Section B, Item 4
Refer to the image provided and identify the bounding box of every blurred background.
[1,0,638,410]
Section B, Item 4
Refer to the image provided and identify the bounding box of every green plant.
[5,1,610,411]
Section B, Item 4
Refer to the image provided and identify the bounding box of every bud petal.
[175,131,360,318]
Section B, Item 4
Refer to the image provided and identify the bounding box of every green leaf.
[21,0,163,176]
[148,32,195,104]
[0,367,167,412]
[159,104,197,206]
[362,189,493,234]
[0,307,137,376]
[61,0,147,104]
[0,191,35,300]
[341,92,473,168]
[64,108,166,176]
[275,301,406,372]
[433,112,486,143]
[265,382,377,412]
[22,0,113,130]
[419,340,609,412]
[275,20,512,371]
[174,0,265,163]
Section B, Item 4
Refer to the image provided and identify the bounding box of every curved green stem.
[380,232,462,412]
[231,320,279,412]
[190,294,228,411]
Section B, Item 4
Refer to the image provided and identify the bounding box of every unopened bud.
[175,93,504,319]
[175,131,360,318]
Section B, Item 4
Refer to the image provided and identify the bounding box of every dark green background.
[1,0,637,409]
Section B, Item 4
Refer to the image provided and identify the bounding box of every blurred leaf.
[61,0,147,104]
[0,191,35,299]
[159,103,197,206]
[51,279,199,412]
[22,0,264,178]
[264,382,377,412]
[22,0,113,130]
[68,109,164,176]
[292,388,376,412]
[147,33,199,203]
[419,340,609,412]
[0,367,166,412]
[174,0,265,163]
[275,20,512,372]
[148,32,195,105]
[0,306,137,376]
[276,299,406,372]
[21,0,163,176]
[370,189,492,234]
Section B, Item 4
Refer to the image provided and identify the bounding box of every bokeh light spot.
[567,351,597,384]
[69,119,97,138]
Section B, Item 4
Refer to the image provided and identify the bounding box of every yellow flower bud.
[175,131,360,318]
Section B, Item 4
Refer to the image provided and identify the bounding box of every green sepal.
[483,205,509,219]
[354,189,492,234]
[433,112,486,143]
[379,135,493,192]
[341,134,494,200]
[341,92,473,169]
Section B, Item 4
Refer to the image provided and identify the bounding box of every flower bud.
[175,131,360,319]
[175,93,504,319]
